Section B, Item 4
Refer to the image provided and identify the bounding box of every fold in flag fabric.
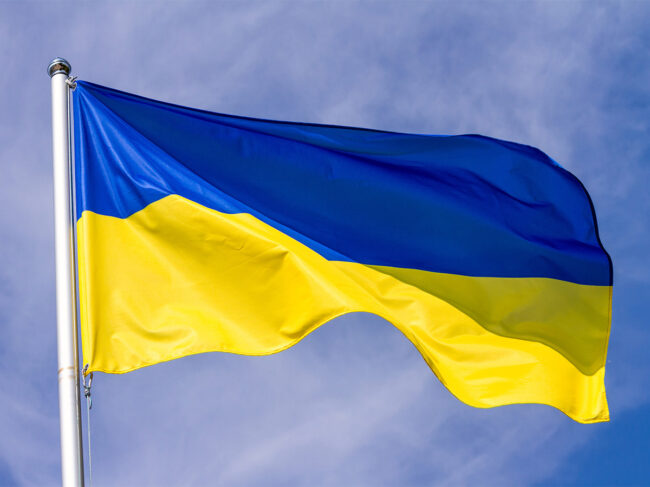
[73,81,612,423]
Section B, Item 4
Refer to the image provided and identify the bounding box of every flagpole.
[48,57,85,487]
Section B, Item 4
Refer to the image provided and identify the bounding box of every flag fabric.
[73,81,612,423]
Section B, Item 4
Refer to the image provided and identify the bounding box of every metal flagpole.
[48,57,85,487]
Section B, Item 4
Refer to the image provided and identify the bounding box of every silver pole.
[48,57,84,487]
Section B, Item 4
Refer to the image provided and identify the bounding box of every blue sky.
[1,1,649,485]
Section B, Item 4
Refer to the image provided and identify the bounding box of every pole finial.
[48,57,71,78]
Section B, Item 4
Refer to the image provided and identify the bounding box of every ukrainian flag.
[74,81,612,423]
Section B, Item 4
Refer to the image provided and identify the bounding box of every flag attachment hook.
[82,364,92,409]
[66,76,78,90]
[82,364,93,486]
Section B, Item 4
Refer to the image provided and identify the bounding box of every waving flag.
[73,81,612,423]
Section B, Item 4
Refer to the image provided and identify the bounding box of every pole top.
[48,57,71,78]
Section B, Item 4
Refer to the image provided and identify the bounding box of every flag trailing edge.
[73,81,612,423]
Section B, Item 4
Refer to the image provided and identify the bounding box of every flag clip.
[82,364,93,409]
[65,75,78,90]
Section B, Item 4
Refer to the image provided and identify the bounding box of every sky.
[1,1,649,486]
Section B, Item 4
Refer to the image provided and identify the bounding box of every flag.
[73,81,612,423]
